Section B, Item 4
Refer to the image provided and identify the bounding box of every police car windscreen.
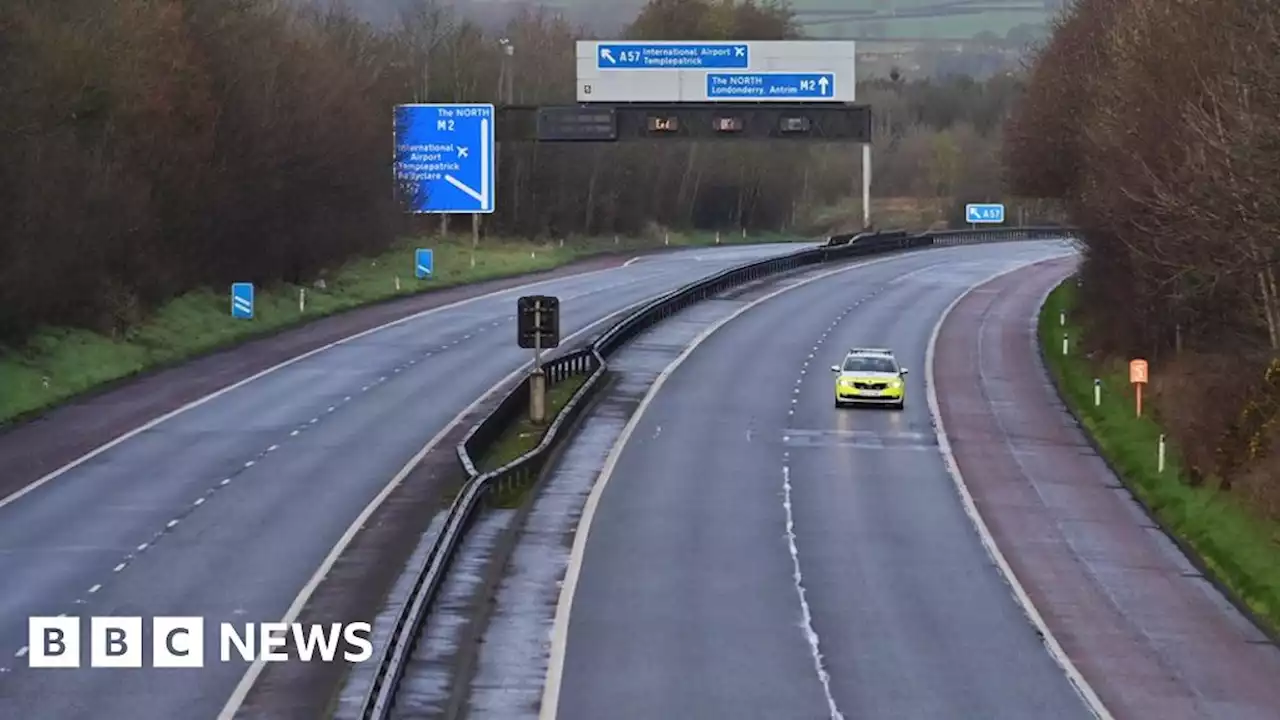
[843,356,896,373]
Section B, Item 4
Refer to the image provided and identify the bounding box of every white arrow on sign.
[818,77,830,94]
[601,48,616,64]
[444,117,490,211]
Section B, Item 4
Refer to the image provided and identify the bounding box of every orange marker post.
[1129,358,1149,417]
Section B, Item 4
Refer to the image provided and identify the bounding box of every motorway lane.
[0,242,803,719]
[553,241,1093,719]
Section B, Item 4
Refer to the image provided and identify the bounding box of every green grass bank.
[0,230,780,426]
[1040,280,1280,635]
[478,375,589,475]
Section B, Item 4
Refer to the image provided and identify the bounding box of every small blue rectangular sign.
[394,104,495,214]
[706,72,835,99]
[415,248,434,279]
[965,203,1006,224]
[231,283,254,319]
[597,43,749,69]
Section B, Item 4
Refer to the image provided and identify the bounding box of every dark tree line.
[1004,0,1280,506]
[1,0,1026,347]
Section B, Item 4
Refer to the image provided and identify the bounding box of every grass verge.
[0,229,777,426]
[1041,279,1280,636]
[474,375,591,508]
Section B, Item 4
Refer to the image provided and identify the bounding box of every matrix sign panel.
[576,40,856,103]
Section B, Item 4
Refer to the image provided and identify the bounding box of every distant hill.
[790,0,1054,40]
[479,0,1056,40]
[308,0,1055,42]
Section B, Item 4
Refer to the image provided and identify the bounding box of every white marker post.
[1062,333,1069,356]
[1060,310,1066,327]
[1094,378,1101,407]
[1158,434,1166,473]
[299,288,306,313]
[395,276,401,292]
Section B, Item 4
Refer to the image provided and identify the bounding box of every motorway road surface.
[0,242,805,720]
[550,241,1096,719]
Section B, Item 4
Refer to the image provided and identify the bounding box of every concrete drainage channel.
[344,226,1077,720]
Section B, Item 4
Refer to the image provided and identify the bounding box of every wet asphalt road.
[0,242,806,720]
[553,241,1095,720]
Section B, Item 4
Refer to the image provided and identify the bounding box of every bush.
[1005,0,1280,513]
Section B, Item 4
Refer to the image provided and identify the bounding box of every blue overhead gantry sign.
[596,43,749,69]
[393,104,495,214]
[706,72,836,99]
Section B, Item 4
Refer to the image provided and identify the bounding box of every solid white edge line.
[924,253,1113,720]
[538,252,913,720]
[0,246,797,514]
[214,296,657,720]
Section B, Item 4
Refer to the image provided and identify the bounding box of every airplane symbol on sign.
[458,146,469,158]
[735,47,745,56]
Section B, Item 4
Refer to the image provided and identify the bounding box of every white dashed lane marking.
[4,318,504,658]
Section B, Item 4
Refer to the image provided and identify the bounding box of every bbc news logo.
[27,617,372,668]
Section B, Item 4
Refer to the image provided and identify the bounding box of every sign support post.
[1129,358,1149,417]
[517,295,560,425]
[530,299,546,425]
[862,143,872,229]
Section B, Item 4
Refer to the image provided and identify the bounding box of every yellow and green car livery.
[831,348,907,409]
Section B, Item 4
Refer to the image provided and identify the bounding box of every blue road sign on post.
[965,203,1006,224]
[597,43,749,69]
[415,248,434,279]
[706,72,835,99]
[231,283,254,319]
[393,104,495,214]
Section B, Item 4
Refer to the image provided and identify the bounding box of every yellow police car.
[831,348,907,409]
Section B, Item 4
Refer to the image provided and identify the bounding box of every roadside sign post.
[393,104,496,243]
[1094,378,1101,407]
[231,283,254,320]
[415,248,434,279]
[518,295,561,424]
[1129,358,1149,417]
[531,332,546,424]
[1158,434,1167,473]
[966,203,1005,226]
